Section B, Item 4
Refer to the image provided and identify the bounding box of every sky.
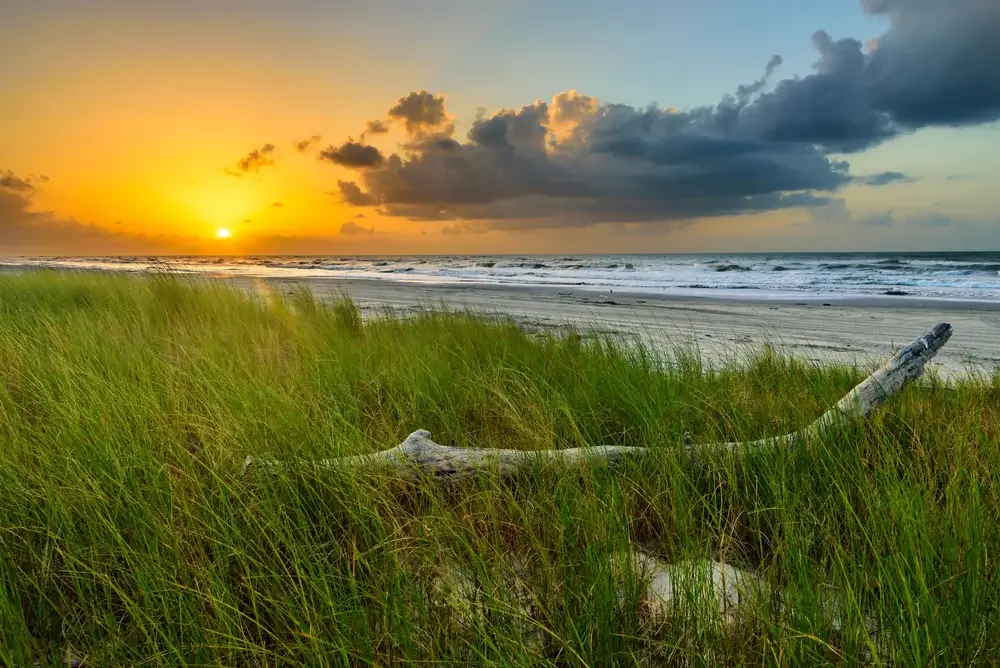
[2,0,999,255]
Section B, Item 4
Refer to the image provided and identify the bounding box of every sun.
[216,228,232,239]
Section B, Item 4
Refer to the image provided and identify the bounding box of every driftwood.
[244,323,952,481]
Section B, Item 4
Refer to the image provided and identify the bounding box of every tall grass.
[0,271,997,665]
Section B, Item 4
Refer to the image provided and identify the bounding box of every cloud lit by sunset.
[2,0,999,255]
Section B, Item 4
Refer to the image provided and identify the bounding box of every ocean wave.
[6,253,1000,302]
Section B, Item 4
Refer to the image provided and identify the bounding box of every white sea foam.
[5,253,1000,301]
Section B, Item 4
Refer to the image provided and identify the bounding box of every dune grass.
[0,270,998,665]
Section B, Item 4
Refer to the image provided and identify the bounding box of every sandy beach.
[243,276,1000,378]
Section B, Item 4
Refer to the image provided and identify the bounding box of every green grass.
[0,270,998,666]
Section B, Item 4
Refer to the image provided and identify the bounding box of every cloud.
[328,85,847,228]
[360,120,391,142]
[861,211,895,227]
[293,135,322,152]
[319,141,385,168]
[809,200,969,229]
[339,220,375,235]
[441,222,489,235]
[335,180,378,206]
[1,170,35,192]
[738,0,1000,151]
[442,223,468,235]
[861,0,1000,127]
[857,170,913,186]
[0,171,195,254]
[810,200,896,226]
[225,144,276,177]
[319,0,999,230]
[911,212,955,227]
[387,90,452,136]
[809,199,852,225]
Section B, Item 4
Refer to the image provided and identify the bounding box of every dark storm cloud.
[225,144,277,176]
[862,0,1000,127]
[738,0,1000,151]
[857,171,912,186]
[319,141,385,168]
[293,135,322,152]
[387,91,450,135]
[331,90,847,227]
[320,0,999,229]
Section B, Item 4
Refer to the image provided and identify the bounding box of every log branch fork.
[244,323,953,481]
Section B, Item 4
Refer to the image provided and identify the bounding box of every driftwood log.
[244,323,952,481]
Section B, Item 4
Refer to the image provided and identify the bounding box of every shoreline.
[247,276,1000,378]
[255,275,1000,312]
[4,267,999,376]
[5,255,1000,308]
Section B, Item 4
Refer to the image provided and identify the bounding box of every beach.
[8,253,1000,376]
[254,276,1000,377]
[3,269,998,664]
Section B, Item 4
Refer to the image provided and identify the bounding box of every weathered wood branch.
[244,323,952,481]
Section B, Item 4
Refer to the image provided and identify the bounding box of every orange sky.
[2,1,999,255]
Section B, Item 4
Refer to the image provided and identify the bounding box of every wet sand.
[245,277,1000,378]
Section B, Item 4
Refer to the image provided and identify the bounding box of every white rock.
[625,551,766,626]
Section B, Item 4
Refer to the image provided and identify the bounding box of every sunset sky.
[2,0,999,255]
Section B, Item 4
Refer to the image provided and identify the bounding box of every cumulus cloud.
[739,0,1000,151]
[319,0,999,229]
[339,220,375,235]
[334,180,378,206]
[327,85,847,228]
[293,135,322,152]
[1,170,34,192]
[225,144,277,177]
[1,170,193,254]
[387,90,452,136]
[319,141,385,168]
[861,0,1000,127]
[361,120,391,142]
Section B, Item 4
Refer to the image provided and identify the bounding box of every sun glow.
[216,228,232,239]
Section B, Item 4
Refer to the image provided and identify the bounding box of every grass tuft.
[0,271,997,665]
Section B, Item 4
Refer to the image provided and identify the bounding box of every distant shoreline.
[250,276,1000,378]
[5,261,1000,312]
[4,250,1000,304]
[5,266,1000,376]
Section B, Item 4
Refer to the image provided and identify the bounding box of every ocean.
[5,252,1000,302]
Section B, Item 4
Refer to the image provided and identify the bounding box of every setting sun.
[216,228,231,239]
